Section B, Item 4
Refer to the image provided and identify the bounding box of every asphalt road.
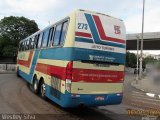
[123,73,160,110]
[0,73,159,120]
[0,74,120,120]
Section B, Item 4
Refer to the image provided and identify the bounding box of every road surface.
[123,73,160,110]
[0,73,159,120]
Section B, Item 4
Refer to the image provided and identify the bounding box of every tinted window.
[30,37,35,49]
[48,27,54,47]
[26,40,30,50]
[60,21,68,45]
[35,34,40,48]
[22,42,24,51]
[24,41,27,51]
[53,24,62,46]
[38,33,43,48]
[42,29,50,48]
[19,42,23,51]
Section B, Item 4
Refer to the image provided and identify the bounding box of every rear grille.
[50,77,61,99]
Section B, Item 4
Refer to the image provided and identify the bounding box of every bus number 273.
[78,23,88,30]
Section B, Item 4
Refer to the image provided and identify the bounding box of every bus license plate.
[95,96,104,101]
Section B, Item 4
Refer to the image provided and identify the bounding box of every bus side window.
[29,38,32,49]
[38,33,43,48]
[59,21,68,45]
[35,34,40,48]
[53,24,62,46]
[26,40,29,50]
[23,42,25,51]
[42,29,50,48]
[31,37,35,49]
[24,41,27,51]
[21,42,24,51]
[48,27,54,47]
[19,42,22,51]
[34,35,37,48]
[20,42,23,51]
[25,41,28,50]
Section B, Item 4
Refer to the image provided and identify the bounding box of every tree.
[0,16,39,58]
[143,56,157,64]
[126,52,137,68]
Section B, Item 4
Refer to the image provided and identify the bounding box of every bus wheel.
[40,80,46,99]
[32,76,39,94]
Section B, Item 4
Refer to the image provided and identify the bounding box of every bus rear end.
[65,10,126,107]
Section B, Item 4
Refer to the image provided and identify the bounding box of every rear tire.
[40,80,47,99]
[30,76,39,94]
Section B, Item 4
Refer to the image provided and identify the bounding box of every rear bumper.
[45,85,123,108]
[62,91,123,107]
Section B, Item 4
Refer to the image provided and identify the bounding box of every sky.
[0,0,160,54]
[1,0,160,33]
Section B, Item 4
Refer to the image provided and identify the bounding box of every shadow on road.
[26,83,112,120]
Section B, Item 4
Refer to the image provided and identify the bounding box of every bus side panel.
[17,50,40,84]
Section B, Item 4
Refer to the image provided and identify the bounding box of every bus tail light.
[66,79,71,92]
[65,61,73,92]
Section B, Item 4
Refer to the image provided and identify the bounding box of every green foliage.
[126,52,137,68]
[0,16,39,58]
[143,56,158,64]
[2,45,17,57]
[126,52,159,68]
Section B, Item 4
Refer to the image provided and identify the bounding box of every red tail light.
[66,61,73,79]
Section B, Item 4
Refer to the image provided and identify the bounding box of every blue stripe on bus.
[19,70,32,83]
[39,47,125,64]
[84,13,126,49]
[29,50,40,83]
[75,37,93,43]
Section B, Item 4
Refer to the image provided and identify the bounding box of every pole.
[136,35,139,83]
[139,0,145,79]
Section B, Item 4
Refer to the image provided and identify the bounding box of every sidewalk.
[0,69,16,74]
[131,75,160,96]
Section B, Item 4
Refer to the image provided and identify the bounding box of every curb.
[131,81,146,92]
[0,71,16,74]
[131,80,160,99]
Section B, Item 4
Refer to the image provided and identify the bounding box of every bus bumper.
[45,85,123,108]
[62,91,123,107]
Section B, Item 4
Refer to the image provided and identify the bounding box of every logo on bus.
[114,25,121,34]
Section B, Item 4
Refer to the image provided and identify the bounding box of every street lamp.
[139,0,145,79]
[136,35,139,83]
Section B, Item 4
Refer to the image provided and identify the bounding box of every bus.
[17,9,126,108]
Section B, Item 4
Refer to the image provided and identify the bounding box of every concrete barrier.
[0,64,16,73]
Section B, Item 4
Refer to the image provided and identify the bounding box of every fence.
[0,63,16,72]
